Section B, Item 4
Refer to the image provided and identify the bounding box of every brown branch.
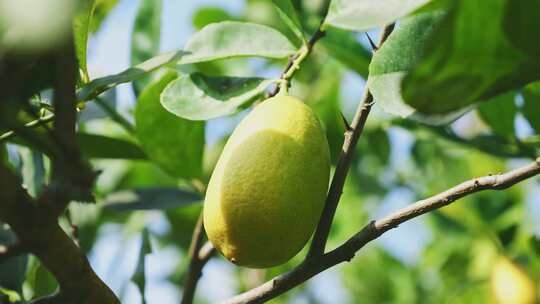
[223,157,540,304]
[180,214,216,304]
[307,23,395,258]
[0,162,120,304]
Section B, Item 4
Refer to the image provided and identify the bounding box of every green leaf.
[178,21,297,64]
[0,226,27,293]
[161,73,274,120]
[131,0,162,95]
[77,50,187,101]
[319,28,371,77]
[522,81,540,133]
[73,0,96,82]
[477,92,517,138]
[368,8,469,124]
[402,0,540,115]
[271,0,304,42]
[22,256,57,300]
[90,0,120,32]
[103,187,200,211]
[131,229,151,304]
[135,72,205,179]
[192,7,234,30]
[325,0,430,31]
[77,133,147,159]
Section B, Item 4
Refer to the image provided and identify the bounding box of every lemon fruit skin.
[203,95,330,268]
[491,257,537,304]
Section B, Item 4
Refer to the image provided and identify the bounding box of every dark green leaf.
[319,28,371,77]
[477,92,517,138]
[135,72,205,179]
[192,7,233,30]
[178,21,297,64]
[368,8,467,124]
[103,187,200,211]
[522,81,540,133]
[161,73,273,120]
[0,226,27,293]
[271,0,305,42]
[77,133,147,159]
[77,51,187,101]
[402,0,540,115]
[131,0,162,94]
[325,0,430,31]
[73,0,96,82]
[131,229,151,304]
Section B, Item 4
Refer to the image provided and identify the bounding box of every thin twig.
[180,214,215,304]
[0,113,55,142]
[268,18,329,97]
[307,23,396,258]
[223,157,540,304]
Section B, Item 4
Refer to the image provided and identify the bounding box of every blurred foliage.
[0,0,539,303]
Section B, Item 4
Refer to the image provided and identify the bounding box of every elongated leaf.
[161,73,274,120]
[179,21,297,64]
[477,92,517,138]
[77,133,147,159]
[73,0,95,82]
[271,0,304,42]
[325,0,430,31]
[192,7,233,30]
[320,28,371,77]
[90,0,119,32]
[77,51,186,101]
[368,8,470,124]
[131,0,162,94]
[103,187,201,210]
[131,229,151,304]
[522,81,540,133]
[402,0,540,115]
[135,72,205,179]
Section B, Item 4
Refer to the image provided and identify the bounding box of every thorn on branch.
[365,33,378,52]
[340,112,352,131]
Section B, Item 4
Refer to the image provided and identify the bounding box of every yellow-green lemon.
[491,256,537,304]
[203,95,330,268]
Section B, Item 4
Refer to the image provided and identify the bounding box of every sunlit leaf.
[161,73,274,120]
[325,0,430,31]
[77,51,186,101]
[179,21,297,64]
[73,0,96,81]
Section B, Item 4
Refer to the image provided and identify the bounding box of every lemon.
[491,256,537,304]
[203,95,330,268]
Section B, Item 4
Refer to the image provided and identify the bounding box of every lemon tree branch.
[223,157,540,304]
[181,214,216,304]
[307,23,396,258]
